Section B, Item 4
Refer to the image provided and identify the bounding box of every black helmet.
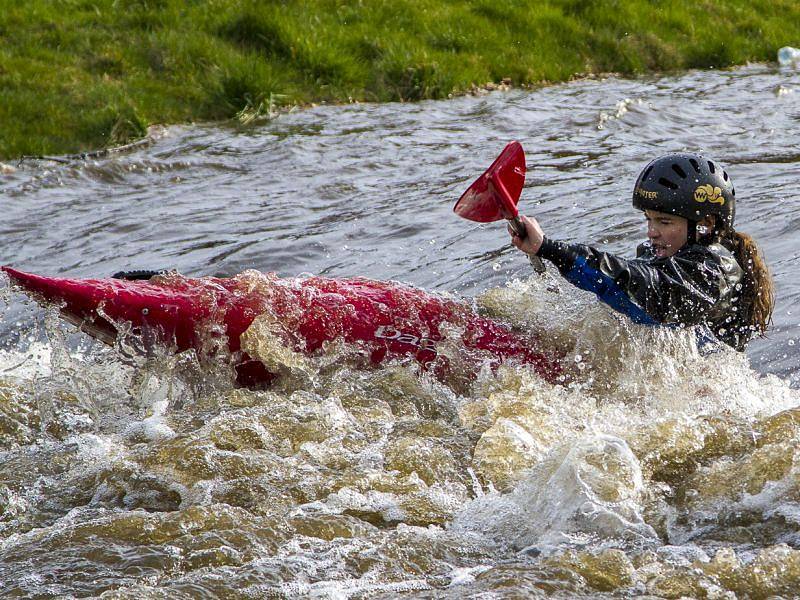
[632,153,735,228]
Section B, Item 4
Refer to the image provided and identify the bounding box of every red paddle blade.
[454,141,526,223]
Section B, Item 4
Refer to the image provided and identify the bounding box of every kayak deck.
[2,267,563,386]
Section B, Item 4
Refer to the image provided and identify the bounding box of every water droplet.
[789,339,796,346]
[492,262,501,271]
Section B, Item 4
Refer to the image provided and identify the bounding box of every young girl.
[509,153,774,351]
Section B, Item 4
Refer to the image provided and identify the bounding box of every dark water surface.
[1,64,799,598]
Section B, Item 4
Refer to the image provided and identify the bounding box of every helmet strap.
[690,217,718,245]
[687,220,698,245]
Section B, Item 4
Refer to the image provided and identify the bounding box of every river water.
[0,63,799,598]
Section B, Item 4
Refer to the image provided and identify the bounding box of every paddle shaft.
[493,178,547,274]
[507,215,527,239]
[510,217,547,274]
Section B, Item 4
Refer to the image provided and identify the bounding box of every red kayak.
[2,267,562,386]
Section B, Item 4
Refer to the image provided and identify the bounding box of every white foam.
[454,434,658,551]
[0,342,52,379]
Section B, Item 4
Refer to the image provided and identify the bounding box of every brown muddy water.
[0,63,799,598]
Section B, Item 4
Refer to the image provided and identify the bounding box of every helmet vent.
[642,165,653,180]
[689,158,700,172]
[723,170,729,181]
[658,177,678,190]
[707,161,716,173]
[672,164,687,179]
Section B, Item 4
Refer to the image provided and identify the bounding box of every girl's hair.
[718,228,775,335]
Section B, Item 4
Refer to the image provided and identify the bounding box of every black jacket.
[536,238,752,350]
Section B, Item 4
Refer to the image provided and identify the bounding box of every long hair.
[718,228,775,335]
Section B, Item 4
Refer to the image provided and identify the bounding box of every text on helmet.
[635,187,658,200]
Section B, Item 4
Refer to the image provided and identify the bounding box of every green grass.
[1,0,799,158]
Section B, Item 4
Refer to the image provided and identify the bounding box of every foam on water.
[2,63,800,597]
[1,265,797,596]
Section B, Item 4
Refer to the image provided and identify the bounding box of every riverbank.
[2,0,798,159]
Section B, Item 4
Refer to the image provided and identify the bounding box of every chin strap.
[690,220,717,245]
[687,220,698,244]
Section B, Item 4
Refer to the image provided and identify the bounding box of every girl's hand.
[508,215,545,255]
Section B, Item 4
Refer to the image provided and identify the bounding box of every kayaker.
[509,153,774,350]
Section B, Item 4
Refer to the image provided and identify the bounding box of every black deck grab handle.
[112,269,167,281]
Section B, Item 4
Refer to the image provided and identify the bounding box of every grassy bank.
[2,0,799,159]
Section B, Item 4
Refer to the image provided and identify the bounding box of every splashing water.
[1,64,800,597]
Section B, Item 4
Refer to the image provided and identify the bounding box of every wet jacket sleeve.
[535,238,726,326]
